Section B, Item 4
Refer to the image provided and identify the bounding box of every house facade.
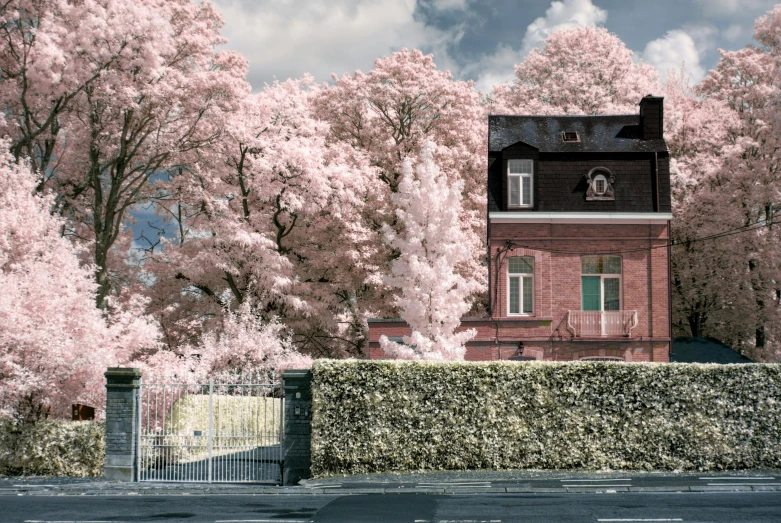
[367,95,672,362]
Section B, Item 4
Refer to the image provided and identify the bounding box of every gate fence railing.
[137,371,283,483]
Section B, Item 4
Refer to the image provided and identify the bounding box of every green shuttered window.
[581,256,622,311]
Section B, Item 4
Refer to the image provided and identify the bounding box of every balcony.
[566,310,638,337]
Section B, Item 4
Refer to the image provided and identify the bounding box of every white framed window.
[593,174,607,195]
[581,255,622,311]
[508,256,534,315]
[508,159,533,208]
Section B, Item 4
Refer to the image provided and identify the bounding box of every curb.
[4,485,781,496]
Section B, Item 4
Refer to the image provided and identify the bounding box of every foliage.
[379,141,479,360]
[0,417,104,476]
[492,26,660,115]
[0,145,158,423]
[0,0,250,309]
[136,300,311,381]
[314,49,487,322]
[689,5,781,360]
[146,77,365,357]
[311,360,781,475]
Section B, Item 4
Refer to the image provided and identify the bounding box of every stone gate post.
[104,367,142,481]
[282,369,312,486]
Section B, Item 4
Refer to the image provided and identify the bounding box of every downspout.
[668,220,673,361]
[652,152,659,212]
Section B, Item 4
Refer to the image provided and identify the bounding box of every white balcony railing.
[566,310,638,337]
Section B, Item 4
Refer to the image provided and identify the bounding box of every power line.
[496,215,780,257]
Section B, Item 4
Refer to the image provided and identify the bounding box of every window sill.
[498,316,553,324]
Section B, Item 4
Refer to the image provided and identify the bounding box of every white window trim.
[593,174,607,195]
[581,256,623,312]
[507,259,534,316]
[507,160,533,208]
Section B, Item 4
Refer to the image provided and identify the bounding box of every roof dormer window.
[562,132,580,143]
[508,159,533,208]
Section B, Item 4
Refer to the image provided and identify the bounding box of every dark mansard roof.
[488,114,668,154]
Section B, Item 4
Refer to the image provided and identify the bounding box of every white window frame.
[507,256,534,316]
[581,256,623,312]
[593,174,607,196]
[507,159,533,208]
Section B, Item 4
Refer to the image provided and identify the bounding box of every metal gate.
[137,371,283,483]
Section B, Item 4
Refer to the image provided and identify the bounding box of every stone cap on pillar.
[282,369,312,393]
[105,367,143,389]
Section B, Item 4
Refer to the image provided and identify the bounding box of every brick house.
[367,95,672,362]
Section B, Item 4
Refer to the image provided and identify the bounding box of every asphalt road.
[2,491,781,523]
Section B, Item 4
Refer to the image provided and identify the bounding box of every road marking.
[437,520,502,522]
[215,520,312,523]
[308,484,342,488]
[701,477,774,480]
[562,479,631,482]
[706,482,781,486]
[418,482,492,488]
[24,521,117,523]
[563,485,633,488]
[597,519,683,522]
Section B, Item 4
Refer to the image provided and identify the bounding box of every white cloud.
[428,0,468,10]
[520,0,607,56]
[642,29,706,84]
[463,44,521,94]
[213,0,461,90]
[463,0,607,94]
[723,23,752,42]
[694,0,776,16]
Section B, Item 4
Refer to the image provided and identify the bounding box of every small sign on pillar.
[72,404,95,421]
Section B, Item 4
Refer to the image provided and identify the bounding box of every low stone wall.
[311,360,781,476]
[0,417,104,476]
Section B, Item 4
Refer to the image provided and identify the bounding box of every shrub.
[0,417,104,476]
[311,360,781,476]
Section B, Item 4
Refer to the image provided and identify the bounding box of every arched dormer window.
[586,167,615,201]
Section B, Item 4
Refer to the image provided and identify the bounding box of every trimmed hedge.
[0,417,104,476]
[311,360,781,476]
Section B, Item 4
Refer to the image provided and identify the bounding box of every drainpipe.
[668,220,673,361]
[652,152,659,212]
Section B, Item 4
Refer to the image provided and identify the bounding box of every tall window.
[581,256,622,311]
[508,256,534,315]
[508,159,533,208]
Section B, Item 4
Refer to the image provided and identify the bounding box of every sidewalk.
[3,469,781,496]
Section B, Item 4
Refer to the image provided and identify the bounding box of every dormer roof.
[488,114,668,154]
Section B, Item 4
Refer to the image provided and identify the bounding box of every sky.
[211,0,779,92]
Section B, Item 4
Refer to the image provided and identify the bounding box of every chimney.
[639,95,664,140]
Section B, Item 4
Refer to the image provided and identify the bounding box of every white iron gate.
[137,372,283,483]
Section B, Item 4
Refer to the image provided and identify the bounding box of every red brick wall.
[365,221,672,363]
[489,222,670,339]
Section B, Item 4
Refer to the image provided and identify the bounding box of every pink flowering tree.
[145,77,369,357]
[379,142,480,360]
[0,0,250,310]
[0,145,159,423]
[314,49,488,320]
[138,300,312,382]
[492,26,661,115]
[692,4,781,360]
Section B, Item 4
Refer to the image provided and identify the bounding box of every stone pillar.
[104,367,142,481]
[282,369,312,486]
